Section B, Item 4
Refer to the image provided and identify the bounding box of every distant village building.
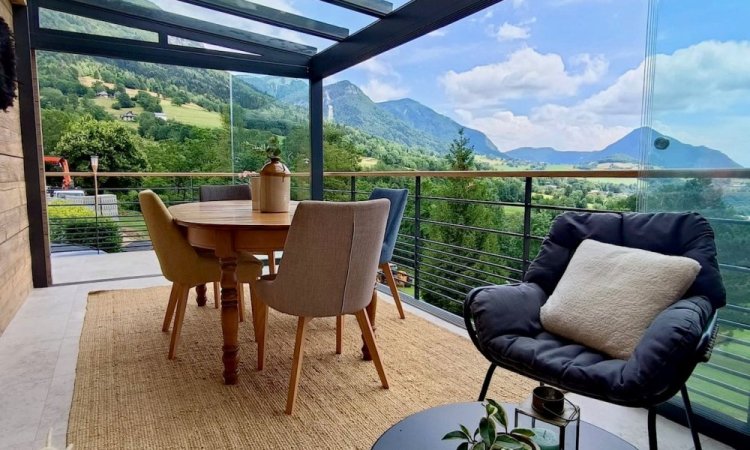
[154,112,168,121]
[95,91,109,97]
[121,111,137,121]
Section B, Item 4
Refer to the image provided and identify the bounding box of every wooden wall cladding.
[0,0,32,333]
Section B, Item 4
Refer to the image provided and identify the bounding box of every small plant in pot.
[443,399,539,450]
[256,135,282,161]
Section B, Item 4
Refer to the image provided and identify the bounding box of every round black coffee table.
[372,402,636,450]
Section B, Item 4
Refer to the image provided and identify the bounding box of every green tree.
[55,117,149,189]
[421,131,504,314]
[114,91,134,109]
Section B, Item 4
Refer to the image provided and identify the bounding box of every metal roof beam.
[178,0,349,41]
[310,0,502,79]
[30,28,309,78]
[38,0,316,60]
[320,0,393,18]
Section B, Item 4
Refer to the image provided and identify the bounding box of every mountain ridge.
[505,127,741,168]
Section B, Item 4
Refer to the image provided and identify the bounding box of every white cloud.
[444,40,750,156]
[511,0,526,8]
[427,29,447,38]
[457,108,631,151]
[359,57,396,77]
[360,79,409,102]
[440,48,608,108]
[496,22,531,41]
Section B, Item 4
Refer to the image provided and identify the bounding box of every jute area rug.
[69,286,535,449]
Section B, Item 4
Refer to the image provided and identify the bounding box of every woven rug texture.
[68,285,535,449]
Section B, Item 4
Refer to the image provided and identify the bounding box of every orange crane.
[44,156,73,189]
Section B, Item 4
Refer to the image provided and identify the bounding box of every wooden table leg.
[195,284,208,306]
[362,288,378,361]
[216,232,240,385]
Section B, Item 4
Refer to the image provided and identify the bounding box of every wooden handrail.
[44,168,750,179]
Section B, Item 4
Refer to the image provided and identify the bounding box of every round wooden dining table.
[169,200,378,385]
[169,200,296,385]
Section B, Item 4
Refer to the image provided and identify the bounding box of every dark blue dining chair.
[369,188,409,319]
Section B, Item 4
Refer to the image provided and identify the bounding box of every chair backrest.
[264,200,389,317]
[138,190,199,282]
[368,188,408,264]
[199,184,251,202]
[524,211,726,309]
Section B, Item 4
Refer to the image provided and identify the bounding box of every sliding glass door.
[640,0,750,445]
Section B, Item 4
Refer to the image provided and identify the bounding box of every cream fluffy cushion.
[540,239,701,360]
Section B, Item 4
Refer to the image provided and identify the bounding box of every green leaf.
[458,443,470,450]
[493,434,524,449]
[488,400,508,430]
[472,443,486,450]
[479,417,491,445]
[443,430,469,441]
[510,428,535,437]
[460,425,473,440]
[487,416,497,444]
[486,403,498,417]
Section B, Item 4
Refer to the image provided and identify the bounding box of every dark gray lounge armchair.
[464,212,725,450]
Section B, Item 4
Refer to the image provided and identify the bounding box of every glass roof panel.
[167,36,260,56]
[39,8,159,43]
[125,0,337,53]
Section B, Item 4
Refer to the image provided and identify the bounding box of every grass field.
[92,97,222,128]
[82,75,223,129]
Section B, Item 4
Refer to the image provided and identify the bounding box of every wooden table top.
[169,200,298,229]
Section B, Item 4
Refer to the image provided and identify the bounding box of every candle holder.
[515,387,581,450]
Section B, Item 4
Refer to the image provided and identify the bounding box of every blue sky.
[150,0,750,166]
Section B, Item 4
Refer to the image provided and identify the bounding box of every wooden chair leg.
[381,262,405,319]
[162,283,180,332]
[267,251,276,274]
[355,310,389,389]
[213,281,220,308]
[168,284,190,360]
[256,300,269,370]
[237,283,245,323]
[336,315,344,354]
[286,317,310,415]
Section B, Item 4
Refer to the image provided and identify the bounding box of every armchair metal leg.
[681,385,702,450]
[478,364,497,401]
[648,407,658,450]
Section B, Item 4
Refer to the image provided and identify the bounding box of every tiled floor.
[0,251,734,449]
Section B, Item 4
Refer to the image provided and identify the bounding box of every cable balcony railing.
[44,168,750,436]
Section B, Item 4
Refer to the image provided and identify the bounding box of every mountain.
[235,76,308,106]
[240,76,503,157]
[505,128,741,169]
[378,99,501,157]
[322,81,446,153]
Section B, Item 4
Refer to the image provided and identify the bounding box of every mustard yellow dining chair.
[139,190,262,359]
[252,200,390,414]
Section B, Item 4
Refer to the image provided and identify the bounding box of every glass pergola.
[9,1,747,449]
[24,0,500,200]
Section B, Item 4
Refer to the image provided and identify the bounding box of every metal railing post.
[414,176,421,300]
[350,175,356,201]
[522,176,533,275]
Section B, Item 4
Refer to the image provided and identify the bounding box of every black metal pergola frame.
[12,0,503,286]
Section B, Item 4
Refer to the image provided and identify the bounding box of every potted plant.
[443,399,539,450]
[256,136,290,212]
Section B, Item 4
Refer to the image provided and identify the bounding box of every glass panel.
[641,0,750,440]
[167,36,259,56]
[229,74,311,200]
[124,0,335,52]
[39,8,159,42]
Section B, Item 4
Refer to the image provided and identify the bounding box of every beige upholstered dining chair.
[251,200,390,415]
[139,190,262,359]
